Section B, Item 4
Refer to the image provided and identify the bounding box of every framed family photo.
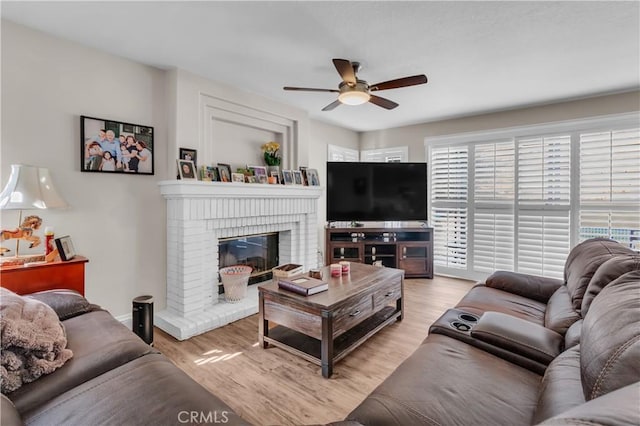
[55,235,76,261]
[218,163,232,182]
[179,148,197,166]
[306,168,320,186]
[232,173,245,183]
[81,115,154,175]
[282,170,294,185]
[177,159,197,180]
[292,170,304,185]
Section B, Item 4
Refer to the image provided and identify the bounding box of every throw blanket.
[1,288,73,393]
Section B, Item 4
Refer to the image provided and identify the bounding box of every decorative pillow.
[1,288,73,394]
[26,289,97,321]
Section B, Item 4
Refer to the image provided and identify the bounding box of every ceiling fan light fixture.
[338,85,371,105]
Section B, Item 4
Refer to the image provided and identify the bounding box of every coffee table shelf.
[264,306,400,365]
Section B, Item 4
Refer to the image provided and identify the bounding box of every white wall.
[360,91,640,160]
[308,120,359,260]
[1,20,169,317]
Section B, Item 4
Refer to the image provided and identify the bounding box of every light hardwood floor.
[154,275,474,426]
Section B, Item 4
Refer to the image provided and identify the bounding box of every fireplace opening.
[218,233,279,292]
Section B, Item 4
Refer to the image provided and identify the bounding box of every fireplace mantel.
[156,180,323,340]
[158,180,323,199]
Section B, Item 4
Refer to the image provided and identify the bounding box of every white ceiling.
[2,1,639,132]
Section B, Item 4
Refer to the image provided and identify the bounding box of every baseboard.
[115,313,132,330]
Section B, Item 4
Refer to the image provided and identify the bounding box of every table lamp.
[0,164,68,258]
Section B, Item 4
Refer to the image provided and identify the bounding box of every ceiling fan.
[283,58,427,111]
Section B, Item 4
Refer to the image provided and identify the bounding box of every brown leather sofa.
[340,239,640,425]
[1,290,250,426]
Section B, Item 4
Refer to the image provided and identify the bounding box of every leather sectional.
[342,238,640,425]
[1,291,249,426]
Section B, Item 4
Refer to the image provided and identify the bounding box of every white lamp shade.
[0,164,68,210]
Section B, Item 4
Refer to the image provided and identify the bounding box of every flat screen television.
[326,162,428,222]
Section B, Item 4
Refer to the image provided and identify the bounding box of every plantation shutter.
[327,144,359,162]
[473,141,515,273]
[361,147,408,162]
[516,136,571,278]
[579,128,640,248]
[431,146,468,268]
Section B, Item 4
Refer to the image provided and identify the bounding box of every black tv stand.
[325,225,434,278]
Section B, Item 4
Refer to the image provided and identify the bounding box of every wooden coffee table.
[258,263,404,378]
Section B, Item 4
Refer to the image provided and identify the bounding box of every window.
[361,147,409,162]
[327,144,359,162]
[579,128,640,249]
[427,113,640,280]
[431,146,468,269]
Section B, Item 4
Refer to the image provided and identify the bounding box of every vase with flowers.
[261,141,281,167]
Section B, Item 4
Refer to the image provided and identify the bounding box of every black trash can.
[132,295,154,346]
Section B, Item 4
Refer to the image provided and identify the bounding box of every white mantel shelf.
[158,180,323,199]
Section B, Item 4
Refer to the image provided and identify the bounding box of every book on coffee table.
[278,275,328,296]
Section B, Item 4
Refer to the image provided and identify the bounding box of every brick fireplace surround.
[156,181,323,340]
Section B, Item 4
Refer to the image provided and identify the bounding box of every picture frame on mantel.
[179,148,197,167]
[80,115,154,175]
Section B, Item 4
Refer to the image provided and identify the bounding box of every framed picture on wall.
[80,115,154,175]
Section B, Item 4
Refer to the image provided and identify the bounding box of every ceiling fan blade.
[322,99,342,111]
[332,59,356,86]
[369,95,399,110]
[370,75,428,91]
[283,86,339,93]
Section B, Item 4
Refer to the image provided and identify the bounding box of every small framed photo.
[231,172,245,183]
[270,171,280,184]
[282,170,294,185]
[179,148,197,167]
[177,159,197,180]
[249,165,267,179]
[55,235,76,261]
[207,166,219,181]
[245,175,257,183]
[217,163,232,182]
[299,166,309,186]
[292,170,303,185]
[306,168,320,186]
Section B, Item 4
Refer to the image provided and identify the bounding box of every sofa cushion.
[531,345,585,424]
[21,353,250,426]
[581,254,640,316]
[543,286,580,335]
[346,334,541,426]
[456,285,546,325]
[537,382,640,426]
[580,270,640,400]
[7,310,155,413]
[563,238,634,314]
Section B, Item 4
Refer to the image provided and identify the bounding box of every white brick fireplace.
[156,180,322,340]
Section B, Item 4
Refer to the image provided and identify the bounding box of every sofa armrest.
[1,395,23,426]
[485,271,564,303]
[471,312,563,365]
[25,289,101,321]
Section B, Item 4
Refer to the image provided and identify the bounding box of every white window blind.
[579,128,640,249]
[516,135,571,279]
[473,142,515,273]
[428,115,640,281]
[361,147,409,162]
[327,144,359,162]
[431,146,468,269]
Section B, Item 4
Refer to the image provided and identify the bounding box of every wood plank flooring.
[154,275,474,426]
